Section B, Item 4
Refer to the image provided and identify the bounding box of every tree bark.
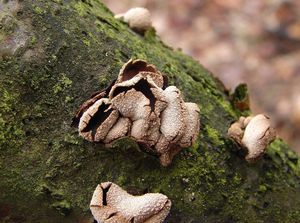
[0,0,300,222]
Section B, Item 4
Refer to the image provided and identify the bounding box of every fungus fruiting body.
[90,182,171,223]
[73,59,200,166]
[228,114,276,162]
[115,7,152,33]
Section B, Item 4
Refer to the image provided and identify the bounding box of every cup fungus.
[228,114,276,162]
[90,182,171,223]
[72,59,200,166]
[114,7,152,34]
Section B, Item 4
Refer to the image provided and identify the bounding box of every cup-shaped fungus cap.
[111,87,151,138]
[78,98,120,142]
[117,59,167,89]
[178,102,201,147]
[109,73,168,147]
[155,86,187,151]
[115,7,152,33]
[243,116,253,127]
[71,80,116,127]
[242,114,276,162]
[228,114,276,162]
[103,117,131,144]
[90,182,171,223]
[227,116,246,145]
[155,86,201,166]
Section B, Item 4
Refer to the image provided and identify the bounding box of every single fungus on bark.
[73,59,200,166]
[114,7,152,34]
[90,182,171,223]
[228,114,276,162]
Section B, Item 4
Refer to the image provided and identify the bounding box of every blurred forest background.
[103,0,300,153]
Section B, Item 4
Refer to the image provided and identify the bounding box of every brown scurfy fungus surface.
[116,59,165,87]
[73,59,200,166]
[78,98,120,142]
[228,114,277,162]
[71,79,116,127]
[90,182,171,223]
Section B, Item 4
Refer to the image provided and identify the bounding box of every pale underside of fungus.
[72,59,200,166]
[114,7,152,34]
[227,114,276,162]
[90,182,171,223]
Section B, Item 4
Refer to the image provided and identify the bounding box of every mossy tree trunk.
[0,0,300,222]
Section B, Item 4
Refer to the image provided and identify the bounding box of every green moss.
[205,126,224,146]
[52,0,62,4]
[0,85,25,149]
[34,6,45,15]
[51,200,72,216]
[28,35,38,47]
[267,139,300,177]
[73,2,88,17]
[82,38,90,46]
[53,73,73,94]
[231,83,250,114]
[258,184,267,193]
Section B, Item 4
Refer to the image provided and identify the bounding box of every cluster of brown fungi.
[72,59,200,167]
[72,58,277,223]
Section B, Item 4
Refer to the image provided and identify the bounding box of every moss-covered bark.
[0,0,300,222]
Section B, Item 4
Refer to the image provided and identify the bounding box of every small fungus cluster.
[228,114,276,162]
[72,59,200,166]
[90,182,171,223]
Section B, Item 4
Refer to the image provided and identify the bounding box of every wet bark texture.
[0,0,300,222]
